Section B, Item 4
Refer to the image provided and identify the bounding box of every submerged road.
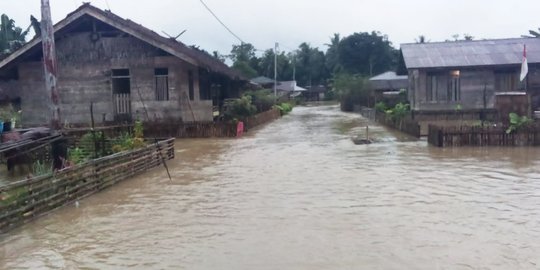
[1,105,540,269]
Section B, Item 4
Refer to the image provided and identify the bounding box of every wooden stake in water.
[366,125,369,140]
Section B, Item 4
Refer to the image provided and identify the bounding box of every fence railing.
[0,138,175,233]
[144,109,282,138]
[243,108,281,131]
[374,113,421,138]
[427,125,540,147]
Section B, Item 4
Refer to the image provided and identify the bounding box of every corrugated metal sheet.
[401,38,540,69]
[369,71,408,81]
[0,3,246,80]
[369,71,408,90]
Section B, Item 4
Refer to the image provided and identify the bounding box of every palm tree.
[0,14,29,54]
[324,33,341,74]
[528,28,540,37]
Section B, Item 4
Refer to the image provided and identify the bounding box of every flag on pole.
[520,44,528,82]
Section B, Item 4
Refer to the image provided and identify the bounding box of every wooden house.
[369,71,408,107]
[0,3,246,127]
[401,38,540,122]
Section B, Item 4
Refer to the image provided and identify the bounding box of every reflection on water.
[1,105,540,269]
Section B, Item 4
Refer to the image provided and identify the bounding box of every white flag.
[520,44,528,82]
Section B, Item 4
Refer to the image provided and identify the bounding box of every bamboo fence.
[0,138,174,233]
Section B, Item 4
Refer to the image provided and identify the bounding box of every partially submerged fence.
[358,108,420,138]
[0,138,174,233]
[427,125,540,147]
[145,122,237,138]
[375,113,421,138]
[145,108,282,138]
[243,108,281,130]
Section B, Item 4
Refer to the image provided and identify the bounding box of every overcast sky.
[1,0,539,56]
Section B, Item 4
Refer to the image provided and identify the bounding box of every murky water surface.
[2,105,540,269]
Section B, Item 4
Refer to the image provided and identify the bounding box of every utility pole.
[274,42,278,101]
[41,0,61,130]
[292,52,296,82]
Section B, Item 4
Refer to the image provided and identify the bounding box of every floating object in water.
[74,201,80,208]
[352,125,373,144]
[352,137,373,145]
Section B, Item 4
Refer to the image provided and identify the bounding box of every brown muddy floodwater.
[2,105,540,269]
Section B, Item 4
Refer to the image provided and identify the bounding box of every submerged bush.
[275,102,294,115]
[506,112,533,134]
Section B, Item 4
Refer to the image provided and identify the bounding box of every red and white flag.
[520,44,528,82]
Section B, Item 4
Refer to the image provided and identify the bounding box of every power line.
[198,0,244,44]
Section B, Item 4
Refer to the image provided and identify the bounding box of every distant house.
[0,3,246,127]
[276,80,306,99]
[304,85,328,101]
[369,71,408,106]
[250,76,275,89]
[401,38,540,118]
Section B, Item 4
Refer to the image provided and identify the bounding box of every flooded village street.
[2,105,540,269]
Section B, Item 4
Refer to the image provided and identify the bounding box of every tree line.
[226,31,398,87]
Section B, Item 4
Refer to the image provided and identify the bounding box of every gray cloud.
[1,0,539,56]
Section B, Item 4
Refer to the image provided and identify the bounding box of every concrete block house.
[0,4,246,127]
[401,38,540,126]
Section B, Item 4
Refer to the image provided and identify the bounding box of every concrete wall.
[11,32,212,127]
[0,80,19,99]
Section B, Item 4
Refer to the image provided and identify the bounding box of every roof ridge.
[401,37,536,47]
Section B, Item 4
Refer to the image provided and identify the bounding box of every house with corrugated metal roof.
[369,71,408,106]
[401,38,540,119]
[0,3,247,127]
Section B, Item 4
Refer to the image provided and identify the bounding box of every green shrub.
[244,89,275,113]
[506,112,533,134]
[32,160,52,176]
[224,95,257,121]
[68,147,87,164]
[374,102,387,113]
[79,131,105,158]
[274,102,293,115]
[134,120,144,139]
[385,102,410,129]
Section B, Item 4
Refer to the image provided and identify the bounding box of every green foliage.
[333,73,372,111]
[324,33,342,74]
[134,120,144,138]
[32,160,52,176]
[79,131,103,158]
[506,112,533,134]
[0,186,28,207]
[528,28,540,38]
[68,147,86,164]
[230,43,259,78]
[385,103,410,121]
[230,43,256,63]
[275,102,293,115]
[294,42,329,86]
[385,102,410,129]
[255,49,294,81]
[0,104,19,122]
[224,95,257,121]
[0,14,28,55]
[243,89,275,113]
[232,60,258,78]
[111,132,146,153]
[337,31,397,76]
[374,102,387,113]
